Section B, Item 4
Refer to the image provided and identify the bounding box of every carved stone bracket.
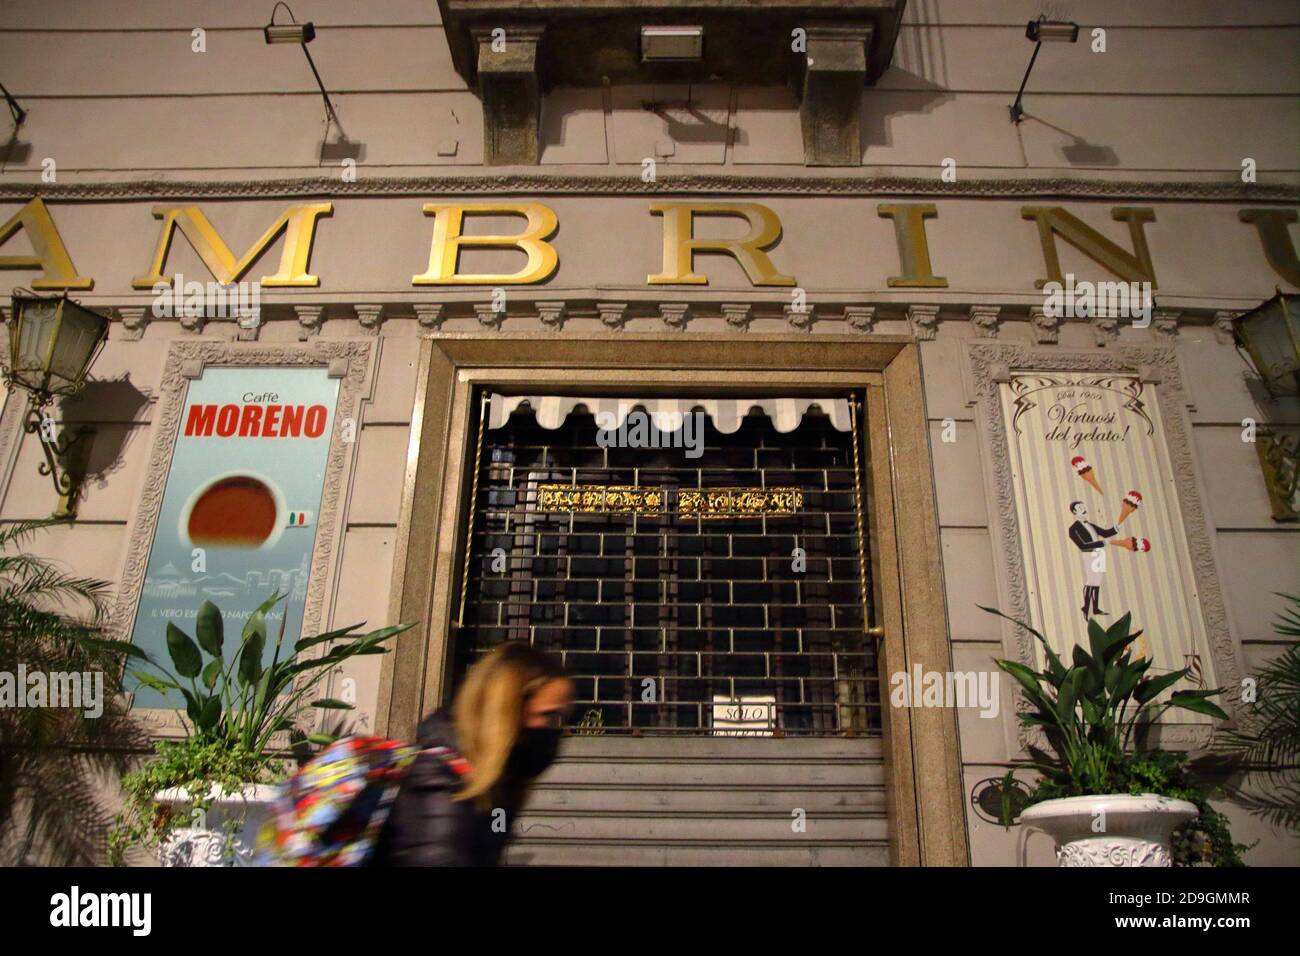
[1029,306,1060,344]
[721,302,753,331]
[1152,309,1181,340]
[414,303,445,330]
[969,305,1000,338]
[660,303,691,332]
[235,313,261,342]
[295,305,324,341]
[844,305,875,333]
[799,25,872,167]
[536,300,567,330]
[178,308,206,335]
[907,304,940,341]
[965,340,1245,755]
[597,302,629,331]
[474,303,504,329]
[117,306,149,342]
[1091,314,1120,347]
[474,25,543,166]
[1214,310,1240,345]
[354,303,384,335]
[785,304,815,331]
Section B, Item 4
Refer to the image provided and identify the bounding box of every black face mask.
[506,727,563,779]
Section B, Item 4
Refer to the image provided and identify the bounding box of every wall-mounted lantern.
[1233,290,1299,398]
[2,290,110,518]
[1233,290,1300,521]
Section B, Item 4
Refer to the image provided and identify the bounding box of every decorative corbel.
[474,25,544,166]
[474,302,505,329]
[536,301,567,330]
[721,303,753,331]
[785,303,815,331]
[844,305,875,333]
[414,303,445,330]
[597,302,629,331]
[1091,314,1119,347]
[117,306,149,342]
[1030,306,1060,344]
[969,305,1000,339]
[660,303,691,332]
[1152,309,1181,341]
[799,25,872,167]
[907,304,940,341]
[355,303,384,335]
[1214,310,1240,345]
[295,305,324,341]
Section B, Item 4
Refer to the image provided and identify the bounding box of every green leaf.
[165,623,203,678]
[83,637,153,662]
[292,624,363,653]
[1169,690,1229,721]
[130,670,179,693]
[238,627,266,686]
[195,600,224,657]
[196,695,222,732]
[1134,668,1191,705]
[201,658,223,691]
[305,734,337,746]
[311,698,355,710]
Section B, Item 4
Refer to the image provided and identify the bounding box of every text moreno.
[183,403,328,438]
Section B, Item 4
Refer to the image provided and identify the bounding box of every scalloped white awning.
[487,394,851,434]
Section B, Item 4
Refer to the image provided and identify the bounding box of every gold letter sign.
[1021,206,1157,289]
[648,202,795,286]
[413,203,559,285]
[0,198,93,289]
[132,203,333,288]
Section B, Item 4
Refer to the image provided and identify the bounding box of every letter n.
[1021,206,1158,290]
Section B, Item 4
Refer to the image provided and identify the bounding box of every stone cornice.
[1,175,1296,203]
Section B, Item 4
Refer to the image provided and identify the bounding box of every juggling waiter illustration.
[1068,456,1150,621]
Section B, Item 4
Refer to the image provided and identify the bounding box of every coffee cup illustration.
[178,471,313,551]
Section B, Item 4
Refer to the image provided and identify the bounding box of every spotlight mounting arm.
[263,2,342,134]
[1009,15,1080,124]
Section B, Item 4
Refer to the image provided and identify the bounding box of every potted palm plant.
[983,606,1240,867]
[107,593,412,866]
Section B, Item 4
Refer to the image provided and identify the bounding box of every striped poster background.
[999,373,1214,720]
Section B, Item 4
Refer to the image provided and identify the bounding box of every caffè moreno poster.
[999,373,1216,715]
[128,367,339,708]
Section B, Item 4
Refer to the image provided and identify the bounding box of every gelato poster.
[999,373,1215,717]
[128,366,339,708]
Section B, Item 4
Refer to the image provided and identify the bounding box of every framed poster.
[109,341,372,720]
[127,367,339,707]
[999,371,1216,714]
[966,341,1246,747]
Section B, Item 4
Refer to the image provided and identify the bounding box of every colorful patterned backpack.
[255,735,471,867]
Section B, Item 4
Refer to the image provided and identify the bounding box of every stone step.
[506,842,891,867]
[524,784,887,813]
[511,811,889,843]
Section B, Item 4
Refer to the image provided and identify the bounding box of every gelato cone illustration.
[1113,536,1151,553]
[1118,490,1142,525]
[1071,455,1103,494]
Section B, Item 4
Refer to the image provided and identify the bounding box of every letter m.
[184,404,217,436]
[1021,206,1157,290]
[132,203,332,289]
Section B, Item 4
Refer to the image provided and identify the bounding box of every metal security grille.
[453,396,880,736]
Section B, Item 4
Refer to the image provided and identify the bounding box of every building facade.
[0,0,1297,865]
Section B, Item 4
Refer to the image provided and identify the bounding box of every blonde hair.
[450,641,566,804]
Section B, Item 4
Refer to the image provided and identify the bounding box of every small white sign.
[712,694,776,736]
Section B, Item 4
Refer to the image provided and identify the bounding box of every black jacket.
[371,710,522,867]
[1068,519,1117,552]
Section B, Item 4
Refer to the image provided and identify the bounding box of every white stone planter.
[154,784,279,867]
[1021,793,1198,867]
